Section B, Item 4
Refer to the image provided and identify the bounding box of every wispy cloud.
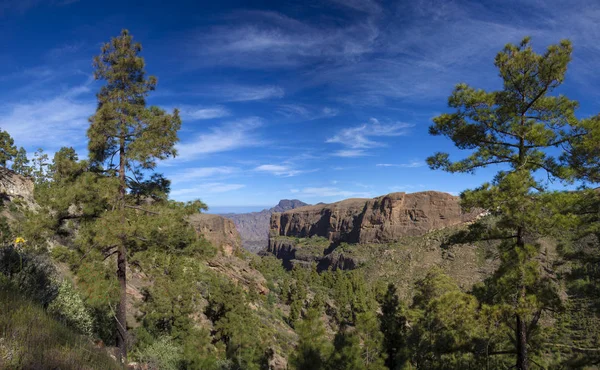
[326,118,413,156]
[290,187,372,198]
[211,85,284,102]
[170,166,239,184]
[177,105,230,120]
[175,117,264,160]
[376,160,424,168]
[276,104,339,120]
[254,164,315,177]
[0,81,94,149]
[171,183,246,200]
[329,0,383,14]
[193,10,378,69]
[332,149,368,158]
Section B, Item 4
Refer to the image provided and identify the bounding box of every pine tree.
[87,29,181,363]
[329,330,364,370]
[290,307,332,370]
[31,148,50,184]
[12,147,30,176]
[355,311,387,369]
[0,130,17,167]
[379,283,407,369]
[427,37,580,370]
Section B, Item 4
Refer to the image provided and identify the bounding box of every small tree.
[0,130,17,167]
[427,37,581,370]
[12,147,31,176]
[88,29,181,363]
[31,148,50,184]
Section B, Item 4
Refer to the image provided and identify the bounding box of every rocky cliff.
[223,199,308,253]
[188,213,242,256]
[270,191,480,245]
[0,167,35,208]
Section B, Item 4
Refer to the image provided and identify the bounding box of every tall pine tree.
[0,130,17,167]
[88,29,181,363]
[12,147,30,176]
[427,37,580,370]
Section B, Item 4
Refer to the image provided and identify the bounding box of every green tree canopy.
[0,130,17,167]
[87,29,182,363]
[427,37,584,370]
[12,147,30,176]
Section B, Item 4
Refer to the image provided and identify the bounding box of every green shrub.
[135,336,183,370]
[0,246,58,306]
[48,280,95,336]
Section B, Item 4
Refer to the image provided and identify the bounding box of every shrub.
[48,280,95,336]
[0,246,58,306]
[135,336,183,370]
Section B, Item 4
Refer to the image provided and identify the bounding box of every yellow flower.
[14,237,26,244]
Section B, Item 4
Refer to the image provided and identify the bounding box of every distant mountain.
[221,199,308,253]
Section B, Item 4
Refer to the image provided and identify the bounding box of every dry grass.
[0,284,120,370]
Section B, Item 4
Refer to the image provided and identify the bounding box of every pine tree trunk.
[515,226,528,370]
[116,135,128,364]
[516,314,528,370]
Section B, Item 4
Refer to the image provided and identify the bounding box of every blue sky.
[1,0,600,212]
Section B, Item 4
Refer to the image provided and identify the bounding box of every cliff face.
[270,191,479,245]
[0,167,35,208]
[223,199,308,253]
[188,214,242,256]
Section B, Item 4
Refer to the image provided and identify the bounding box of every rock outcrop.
[222,199,308,253]
[188,214,241,256]
[270,191,480,245]
[0,167,35,208]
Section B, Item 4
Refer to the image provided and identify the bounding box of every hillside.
[0,277,120,369]
[266,191,493,296]
[222,199,308,253]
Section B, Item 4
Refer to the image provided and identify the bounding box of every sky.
[1,0,600,213]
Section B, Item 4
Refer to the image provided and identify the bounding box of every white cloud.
[193,10,378,69]
[0,91,94,149]
[170,183,246,200]
[326,118,413,155]
[376,160,424,168]
[332,149,367,157]
[276,104,339,120]
[175,117,264,160]
[213,85,284,101]
[254,164,312,177]
[177,105,230,120]
[170,166,239,184]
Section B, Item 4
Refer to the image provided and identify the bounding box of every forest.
[0,30,599,370]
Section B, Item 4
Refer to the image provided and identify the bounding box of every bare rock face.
[188,214,241,256]
[270,191,480,245]
[0,167,35,208]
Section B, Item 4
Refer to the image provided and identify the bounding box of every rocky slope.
[270,191,480,244]
[0,167,35,208]
[222,199,308,253]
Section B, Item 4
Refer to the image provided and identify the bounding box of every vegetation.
[0,32,599,370]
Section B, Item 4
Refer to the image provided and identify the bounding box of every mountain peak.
[271,199,308,213]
